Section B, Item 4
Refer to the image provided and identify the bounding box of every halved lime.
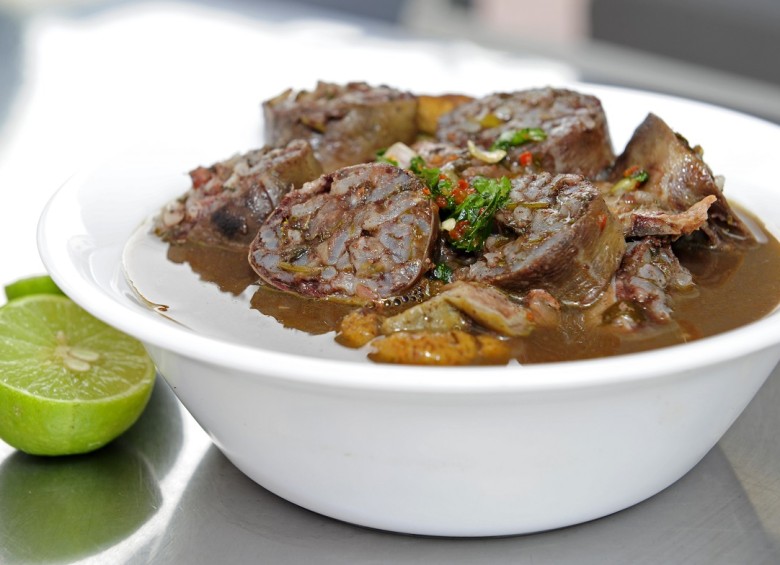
[4,274,65,302]
[0,294,155,455]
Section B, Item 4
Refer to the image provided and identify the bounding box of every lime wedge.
[0,294,155,455]
[4,274,65,302]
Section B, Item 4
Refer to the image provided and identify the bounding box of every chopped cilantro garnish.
[446,176,511,253]
[409,156,455,208]
[409,156,440,189]
[408,160,511,252]
[490,128,547,151]
[431,263,454,283]
[628,168,648,183]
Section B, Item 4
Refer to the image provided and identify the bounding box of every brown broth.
[510,237,780,363]
[166,207,780,365]
[167,244,256,296]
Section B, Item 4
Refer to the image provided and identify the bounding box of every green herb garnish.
[431,263,454,283]
[446,176,512,252]
[409,156,440,189]
[408,160,511,252]
[611,166,649,196]
[490,128,547,151]
[409,156,455,208]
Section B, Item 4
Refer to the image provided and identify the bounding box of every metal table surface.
[1,2,779,563]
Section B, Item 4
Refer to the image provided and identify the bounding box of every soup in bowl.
[38,83,780,536]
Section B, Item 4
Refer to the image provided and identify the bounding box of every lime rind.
[0,378,155,455]
[4,274,65,302]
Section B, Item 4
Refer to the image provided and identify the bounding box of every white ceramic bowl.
[38,84,780,536]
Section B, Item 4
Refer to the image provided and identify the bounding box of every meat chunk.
[594,237,695,331]
[263,81,418,173]
[460,173,626,306]
[524,288,562,329]
[379,295,469,335]
[337,281,556,356]
[436,87,615,178]
[610,193,716,239]
[615,238,693,323]
[154,140,322,250]
[607,113,754,247]
[249,163,438,302]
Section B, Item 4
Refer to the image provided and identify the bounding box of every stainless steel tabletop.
[4,367,780,564]
[1,1,779,563]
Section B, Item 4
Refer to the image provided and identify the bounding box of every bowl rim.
[36,82,780,395]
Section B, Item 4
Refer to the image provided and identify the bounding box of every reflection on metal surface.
[128,424,780,564]
[719,364,780,541]
[0,378,210,564]
[120,376,186,480]
[0,444,160,563]
[3,369,780,563]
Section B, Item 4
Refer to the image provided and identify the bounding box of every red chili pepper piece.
[449,220,470,241]
[452,179,476,205]
[598,213,607,231]
[190,166,213,189]
[623,165,641,178]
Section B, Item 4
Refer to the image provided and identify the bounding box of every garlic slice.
[467,140,506,164]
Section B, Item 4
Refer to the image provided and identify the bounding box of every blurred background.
[0,0,778,281]
[408,0,780,122]
[1,0,779,123]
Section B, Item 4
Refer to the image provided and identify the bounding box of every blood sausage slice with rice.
[154,140,322,251]
[263,81,418,173]
[250,162,438,302]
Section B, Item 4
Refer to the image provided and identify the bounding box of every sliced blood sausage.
[607,113,755,248]
[436,87,615,178]
[155,140,322,250]
[250,163,438,302]
[263,81,418,173]
[459,173,626,306]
